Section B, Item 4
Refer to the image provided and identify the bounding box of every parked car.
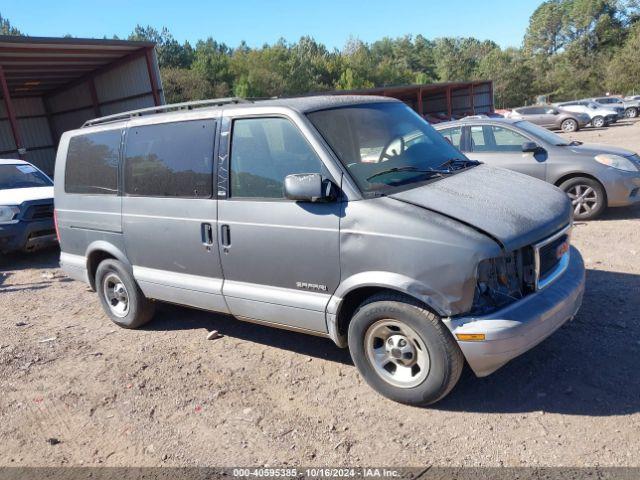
[554,100,619,128]
[506,105,590,132]
[586,96,638,118]
[435,118,640,220]
[55,96,585,407]
[0,159,57,253]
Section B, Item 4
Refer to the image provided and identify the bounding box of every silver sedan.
[435,118,640,219]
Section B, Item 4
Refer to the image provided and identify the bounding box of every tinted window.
[230,117,324,198]
[439,127,464,150]
[124,120,214,198]
[65,130,120,194]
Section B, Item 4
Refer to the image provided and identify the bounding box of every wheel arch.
[85,241,131,291]
[553,172,608,205]
[326,273,450,348]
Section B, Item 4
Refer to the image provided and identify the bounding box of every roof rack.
[82,97,251,128]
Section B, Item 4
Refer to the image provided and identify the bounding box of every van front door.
[121,117,227,313]
[216,114,341,334]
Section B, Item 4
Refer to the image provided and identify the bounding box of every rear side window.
[65,130,121,194]
[124,120,214,198]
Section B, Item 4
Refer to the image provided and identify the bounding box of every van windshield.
[307,102,474,195]
[0,164,52,190]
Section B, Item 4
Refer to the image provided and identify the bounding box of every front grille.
[538,234,568,280]
[24,202,54,220]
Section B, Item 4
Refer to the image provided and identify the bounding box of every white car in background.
[585,96,638,118]
[0,159,57,253]
[554,100,620,128]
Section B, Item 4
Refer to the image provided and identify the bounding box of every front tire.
[559,177,607,220]
[348,293,464,406]
[561,118,579,132]
[96,259,155,328]
[624,107,638,118]
[591,116,605,128]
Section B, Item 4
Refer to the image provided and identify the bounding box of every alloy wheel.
[562,120,577,132]
[567,184,599,217]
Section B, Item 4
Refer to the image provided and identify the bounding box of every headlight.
[0,205,20,224]
[595,154,639,172]
[472,249,534,315]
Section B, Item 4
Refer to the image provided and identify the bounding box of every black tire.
[561,118,579,132]
[624,107,638,118]
[95,259,155,329]
[559,176,607,220]
[347,293,464,406]
[591,116,605,128]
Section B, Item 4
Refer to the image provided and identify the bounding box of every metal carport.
[0,36,164,175]
[330,81,494,122]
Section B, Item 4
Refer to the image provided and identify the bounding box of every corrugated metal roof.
[0,36,155,97]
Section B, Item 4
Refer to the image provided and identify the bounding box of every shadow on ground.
[436,268,640,416]
[3,245,638,415]
[150,269,639,416]
[0,246,59,272]
[148,303,353,365]
[593,203,640,221]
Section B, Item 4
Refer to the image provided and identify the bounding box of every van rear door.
[121,116,227,313]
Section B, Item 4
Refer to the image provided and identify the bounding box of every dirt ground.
[1,120,639,468]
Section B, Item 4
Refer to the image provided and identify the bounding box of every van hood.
[389,165,571,251]
[0,186,54,205]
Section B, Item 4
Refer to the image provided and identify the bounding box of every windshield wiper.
[366,166,450,182]
[437,158,481,172]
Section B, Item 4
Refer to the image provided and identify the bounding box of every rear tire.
[624,107,638,118]
[347,293,464,406]
[95,259,155,329]
[561,118,579,132]
[591,116,605,128]
[559,177,607,220]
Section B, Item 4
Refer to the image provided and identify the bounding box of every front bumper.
[444,247,585,377]
[604,172,640,207]
[0,218,57,253]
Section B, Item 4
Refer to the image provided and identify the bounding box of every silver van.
[55,96,585,406]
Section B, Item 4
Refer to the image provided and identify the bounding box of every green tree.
[129,25,193,68]
[606,22,640,92]
[476,49,534,108]
[433,37,498,81]
[0,13,22,35]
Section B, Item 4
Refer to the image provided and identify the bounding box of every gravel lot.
[1,120,639,468]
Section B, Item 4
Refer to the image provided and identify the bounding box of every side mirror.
[522,141,542,153]
[284,173,337,202]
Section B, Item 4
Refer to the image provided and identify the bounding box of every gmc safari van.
[55,96,585,406]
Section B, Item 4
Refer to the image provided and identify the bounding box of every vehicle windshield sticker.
[16,165,37,174]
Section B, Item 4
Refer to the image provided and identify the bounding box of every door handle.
[221,224,231,247]
[201,223,213,246]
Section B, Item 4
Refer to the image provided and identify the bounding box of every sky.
[1,0,542,50]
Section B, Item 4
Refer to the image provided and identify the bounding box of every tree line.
[2,0,640,108]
